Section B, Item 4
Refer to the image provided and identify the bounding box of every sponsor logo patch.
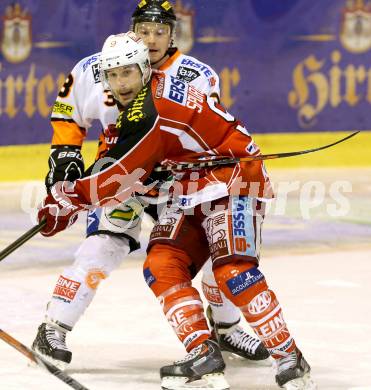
[232,196,255,256]
[53,275,81,302]
[168,76,187,104]
[248,291,272,315]
[176,66,200,83]
[143,267,156,287]
[92,63,101,83]
[86,269,107,289]
[82,54,99,72]
[205,213,230,261]
[255,310,286,339]
[52,101,74,116]
[150,222,175,239]
[209,76,216,87]
[180,58,213,78]
[202,282,223,304]
[226,267,264,296]
[178,196,192,207]
[186,85,203,113]
[126,87,148,122]
[150,214,181,240]
[155,75,165,98]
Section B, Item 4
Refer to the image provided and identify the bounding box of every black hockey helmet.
[131,0,177,31]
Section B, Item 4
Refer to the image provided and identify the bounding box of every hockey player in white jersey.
[32,0,268,368]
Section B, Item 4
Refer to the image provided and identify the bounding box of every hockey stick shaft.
[0,220,46,262]
[154,131,360,172]
[0,328,90,390]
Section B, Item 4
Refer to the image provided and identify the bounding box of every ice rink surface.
[1,168,371,390]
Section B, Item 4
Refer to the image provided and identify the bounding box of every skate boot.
[275,348,317,389]
[207,306,269,361]
[32,323,72,369]
[160,339,229,390]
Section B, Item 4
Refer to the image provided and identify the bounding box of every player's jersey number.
[206,97,250,136]
[58,74,74,98]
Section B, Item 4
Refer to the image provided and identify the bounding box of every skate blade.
[283,373,317,390]
[223,351,272,366]
[161,372,230,390]
[33,347,69,371]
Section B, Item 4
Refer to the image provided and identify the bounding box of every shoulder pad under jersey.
[175,53,220,98]
[75,52,102,84]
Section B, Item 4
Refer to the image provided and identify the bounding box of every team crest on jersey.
[1,3,32,63]
[176,66,200,82]
[173,0,194,54]
[340,0,371,53]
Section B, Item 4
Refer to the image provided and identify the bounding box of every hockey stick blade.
[154,131,360,172]
[0,219,46,262]
[0,328,90,390]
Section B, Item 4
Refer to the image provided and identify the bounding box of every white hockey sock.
[46,234,130,329]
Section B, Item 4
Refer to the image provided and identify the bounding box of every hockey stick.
[0,219,46,262]
[154,131,360,172]
[0,328,90,390]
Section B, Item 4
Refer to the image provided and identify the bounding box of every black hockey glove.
[45,145,84,192]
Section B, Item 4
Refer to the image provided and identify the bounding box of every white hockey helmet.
[100,32,151,88]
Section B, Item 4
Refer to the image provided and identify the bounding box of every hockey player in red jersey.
[32,0,268,368]
[37,32,317,390]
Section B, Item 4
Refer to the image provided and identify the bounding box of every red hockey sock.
[214,261,296,358]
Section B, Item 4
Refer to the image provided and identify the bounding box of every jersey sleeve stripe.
[51,121,87,146]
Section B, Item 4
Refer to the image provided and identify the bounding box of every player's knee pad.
[213,261,268,307]
[143,244,193,297]
[72,234,130,288]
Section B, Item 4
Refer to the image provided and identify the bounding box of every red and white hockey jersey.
[50,48,220,153]
[74,73,272,209]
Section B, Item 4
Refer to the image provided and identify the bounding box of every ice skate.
[31,323,72,370]
[275,348,317,389]
[207,306,269,361]
[160,339,229,390]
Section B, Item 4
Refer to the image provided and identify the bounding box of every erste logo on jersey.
[82,54,99,72]
[168,76,187,105]
[179,58,217,89]
[165,76,204,113]
[82,54,101,83]
[180,58,213,78]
